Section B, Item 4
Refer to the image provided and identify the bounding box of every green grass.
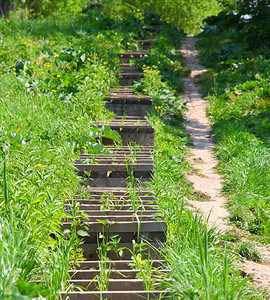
[134,44,267,298]
[0,7,269,299]
[0,10,142,298]
[196,17,270,242]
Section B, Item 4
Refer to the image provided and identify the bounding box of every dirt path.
[180,36,270,293]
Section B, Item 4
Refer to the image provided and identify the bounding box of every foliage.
[134,35,265,298]
[3,0,89,17]
[97,0,222,34]
[197,10,270,241]
[0,10,137,297]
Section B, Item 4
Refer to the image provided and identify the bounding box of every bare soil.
[180,36,270,293]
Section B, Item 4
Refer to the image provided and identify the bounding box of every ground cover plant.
[132,27,267,298]
[196,8,270,243]
[0,3,269,299]
[0,8,149,298]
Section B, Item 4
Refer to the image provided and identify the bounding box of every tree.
[105,0,223,33]
[1,0,89,17]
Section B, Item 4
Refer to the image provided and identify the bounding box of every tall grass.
[134,38,266,298]
[196,22,270,240]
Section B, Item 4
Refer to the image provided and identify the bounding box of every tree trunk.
[0,0,13,16]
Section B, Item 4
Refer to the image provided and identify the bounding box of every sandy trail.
[180,36,270,293]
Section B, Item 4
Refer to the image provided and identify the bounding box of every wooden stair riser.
[71,204,158,210]
[68,279,144,291]
[67,210,160,216]
[106,102,152,116]
[75,260,164,270]
[137,39,154,49]
[60,291,164,300]
[120,64,137,72]
[75,165,153,181]
[96,118,155,146]
[63,220,166,234]
[81,242,163,260]
[83,177,151,188]
[68,269,140,280]
[118,74,144,86]
[102,132,154,147]
[117,52,148,64]
[84,187,153,195]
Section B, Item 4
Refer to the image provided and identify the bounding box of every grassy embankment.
[196,12,270,247]
[135,25,267,299]
[0,8,268,299]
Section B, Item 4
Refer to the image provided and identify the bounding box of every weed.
[236,241,263,263]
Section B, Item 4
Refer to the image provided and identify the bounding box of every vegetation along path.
[180,37,270,292]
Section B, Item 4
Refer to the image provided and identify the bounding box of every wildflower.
[102,66,105,69]
[8,92,10,94]
[143,64,146,67]
[39,39,42,42]
[57,74,60,77]
[51,89,56,92]
[53,55,57,58]
[87,58,91,61]
[103,62,106,65]
[6,19,9,22]
[34,164,43,168]
[137,9,140,12]
[155,106,161,109]
[29,39,31,42]
[12,68,16,71]
[38,57,42,60]
[23,41,27,44]
[37,62,40,66]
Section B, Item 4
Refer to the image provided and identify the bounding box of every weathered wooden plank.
[75,260,165,270]
[60,291,164,300]
[67,279,144,291]
[63,220,167,233]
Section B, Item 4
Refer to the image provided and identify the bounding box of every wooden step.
[117,52,148,63]
[75,260,165,270]
[110,87,135,94]
[105,95,152,116]
[95,117,154,146]
[138,39,154,49]
[68,279,144,291]
[81,242,164,260]
[120,64,137,72]
[73,210,161,217]
[143,25,165,33]
[67,201,157,209]
[75,163,153,187]
[63,220,166,234]
[60,291,164,300]
[117,72,144,86]
[86,187,152,195]
[68,269,139,280]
